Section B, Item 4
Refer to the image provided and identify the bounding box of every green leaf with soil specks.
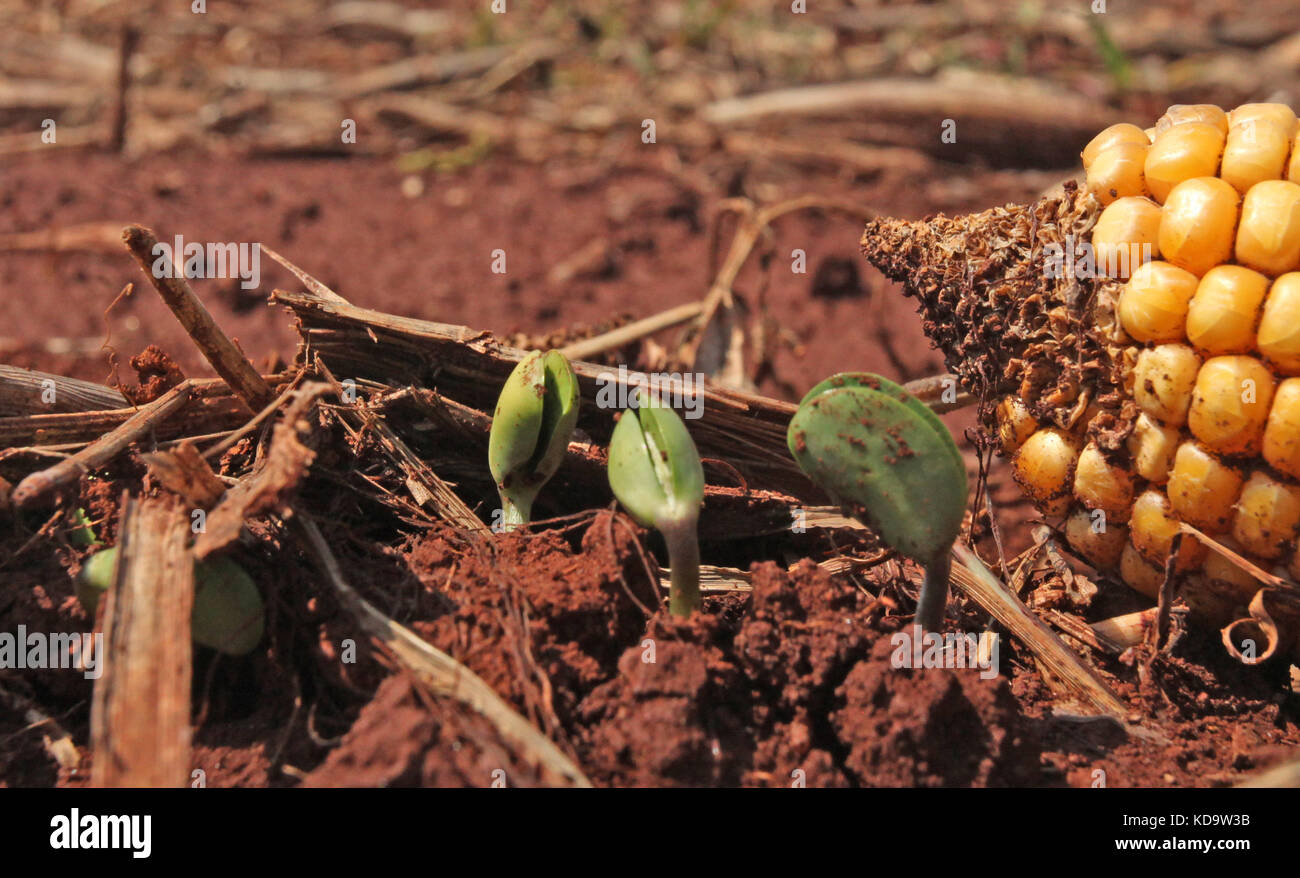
[799,372,965,478]
[788,375,967,563]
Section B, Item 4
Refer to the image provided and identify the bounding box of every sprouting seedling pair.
[487,352,704,615]
[78,548,265,656]
[488,350,581,529]
[787,373,967,631]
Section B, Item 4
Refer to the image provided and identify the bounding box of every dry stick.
[0,365,128,415]
[202,373,306,460]
[466,39,561,98]
[331,44,520,99]
[699,76,1121,134]
[0,222,125,254]
[950,542,1130,719]
[91,494,194,787]
[365,418,489,534]
[0,125,106,155]
[358,92,552,145]
[109,26,139,153]
[684,195,878,373]
[558,302,706,361]
[1089,608,1160,652]
[10,381,197,509]
[292,515,591,787]
[313,359,488,533]
[900,373,975,414]
[121,225,274,411]
[270,289,809,495]
[721,132,932,175]
[0,374,293,448]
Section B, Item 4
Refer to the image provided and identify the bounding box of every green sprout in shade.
[788,373,968,632]
[68,508,101,548]
[76,548,266,656]
[607,392,705,617]
[488,350,581,530]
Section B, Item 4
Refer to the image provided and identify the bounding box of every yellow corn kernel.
[1119,541,1166,599]
[1256,273,1300,374]
[1091,196,1162,278]
[1230,471,1300,559]
[1156,177,1239,278]
[1012,428,1078,517]
[1132,343,1202,426]
[1227,102,1298,133]
[1064,506,1127,569]
[1203,538,1264,597]
[1117,260,1199,342]
[1073,442,1134,523]
[1082,122,1152,169]
[1220,119,1292,194]
[1185,264,1269,354]
[1262,377,1300,479]
[1187,355,1275,456]
[1129,489,1207,570]
[1155,104,1229,136]
[1144,121,1226,203]
[1288,132,1300,182]
[1234,180,1300,277]
[1127,412,1180,483]
[1086,142,1150,205]
[1167,441,1245,532]
[996,396,1038,454]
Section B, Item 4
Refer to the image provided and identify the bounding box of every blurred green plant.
[787,373,967,631]
[68,507,101,548]
[396,133,493,175]
[489,350,581,529]
[1085,13,1133,92]
[607,393,705,617]
[77,548,265,656]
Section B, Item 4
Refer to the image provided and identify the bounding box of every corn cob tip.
[860,182,1130,447]
[862,102,1300,659]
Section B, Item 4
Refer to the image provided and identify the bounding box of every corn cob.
[861,103,1300,656]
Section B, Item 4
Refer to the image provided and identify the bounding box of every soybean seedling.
[607,392,705,616]
[788,373,967,631]
[488,350,581,529]
[77,548,266,655]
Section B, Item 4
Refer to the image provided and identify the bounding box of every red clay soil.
[2,464,1298,788]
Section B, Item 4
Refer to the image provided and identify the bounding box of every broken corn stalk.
[861,102,1300,662]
